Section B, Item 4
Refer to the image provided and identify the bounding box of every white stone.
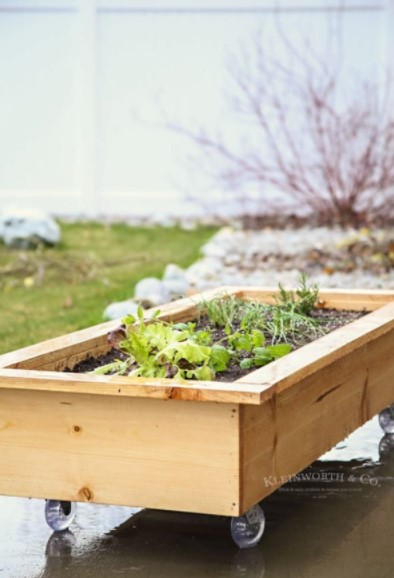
[185,258,224,286]
[224,252,242,266]
[0,207,61,248]
[162,263,189,297]
[163,263,185,281]
[184,225,394,291]
[134,277,171,306]
[201,241,229,259]
[103,300,139,321]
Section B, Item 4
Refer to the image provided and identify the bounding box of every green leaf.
[230,332,253,352]
[121,332,151,365]
[130,357,165,378]
[254,355,273,367]
[252,346,276,366]
[240,358,255,370]
[144,323,175,350]
[194,330,212,346]
[172,322,189,330]
[173,341,211,364]
[186,365,215,381]
[265,344,292,358]
[91,359,131,375]
[210,344,230,372]
[251,330,265,348]
[251,347,266,356]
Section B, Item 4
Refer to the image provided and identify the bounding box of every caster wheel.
[45,500,77,532]
[379,434,394,460]
[378,404,394,434]
[45,530,76,558]
[231,504,265,549]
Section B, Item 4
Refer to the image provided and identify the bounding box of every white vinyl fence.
[0,0,392,219]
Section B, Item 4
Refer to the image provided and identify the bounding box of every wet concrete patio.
[1,417,393,578]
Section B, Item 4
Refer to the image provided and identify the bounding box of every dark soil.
[68,308,366,383]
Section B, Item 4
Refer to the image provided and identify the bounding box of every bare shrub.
[169,35,394,228]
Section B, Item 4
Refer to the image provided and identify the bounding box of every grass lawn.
[0,221,216,355]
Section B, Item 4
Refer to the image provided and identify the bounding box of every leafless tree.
[169,34,394,228]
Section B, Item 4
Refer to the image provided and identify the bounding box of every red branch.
[169,36,394,227]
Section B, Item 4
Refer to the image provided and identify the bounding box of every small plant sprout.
[275,273,319,316]
[199,295,267,332]
[97,276,324,381]
[265,307,319,344]
[265,274,321,343]
[198,294,243,329]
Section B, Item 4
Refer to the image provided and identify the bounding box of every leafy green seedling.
[240,343,292,369]
[98,276,320,381]
[199,294,243,329]
[275,273,319,316]
[228,329,265,352]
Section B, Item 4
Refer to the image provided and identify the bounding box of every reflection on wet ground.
[0,417,393,578]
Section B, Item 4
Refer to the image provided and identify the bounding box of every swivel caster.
[46,530,76,558]
[231,504,265,549]
[45,500,77,532]
[379,434,394,461]
[378,404,394,434]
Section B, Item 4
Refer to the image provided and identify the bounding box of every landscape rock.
[186,257,224,287]
[184,226,394,291]
[0,208,61,248]
[134,277,171,307]
[104,225,394,321]
[103,300,139,321]
[162,263,189,298]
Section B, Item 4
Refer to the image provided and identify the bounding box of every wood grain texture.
[0,288,393,406]
[0,368,263,405]
[0,322,115,370]
[238,288,394,311]
[0,287,394,516]
[239,318,394,511]
[0,389,240,515]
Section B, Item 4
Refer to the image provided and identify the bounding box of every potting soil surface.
[68,308,366,382]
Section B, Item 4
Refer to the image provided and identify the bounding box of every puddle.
[0,417,393,578]
[320,416,384,463]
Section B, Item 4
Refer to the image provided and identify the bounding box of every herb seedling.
[95,276,324,381]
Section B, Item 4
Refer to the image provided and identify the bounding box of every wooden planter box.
[0,287,393,519]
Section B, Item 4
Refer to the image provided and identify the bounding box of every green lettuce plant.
[94,276,321,381]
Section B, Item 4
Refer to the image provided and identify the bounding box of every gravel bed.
[185,226,394,290]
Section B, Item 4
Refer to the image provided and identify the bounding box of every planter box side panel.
[0,390,240,516]
[239,324,394,512]
[239,288,394,311]
[0,330,112,371]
